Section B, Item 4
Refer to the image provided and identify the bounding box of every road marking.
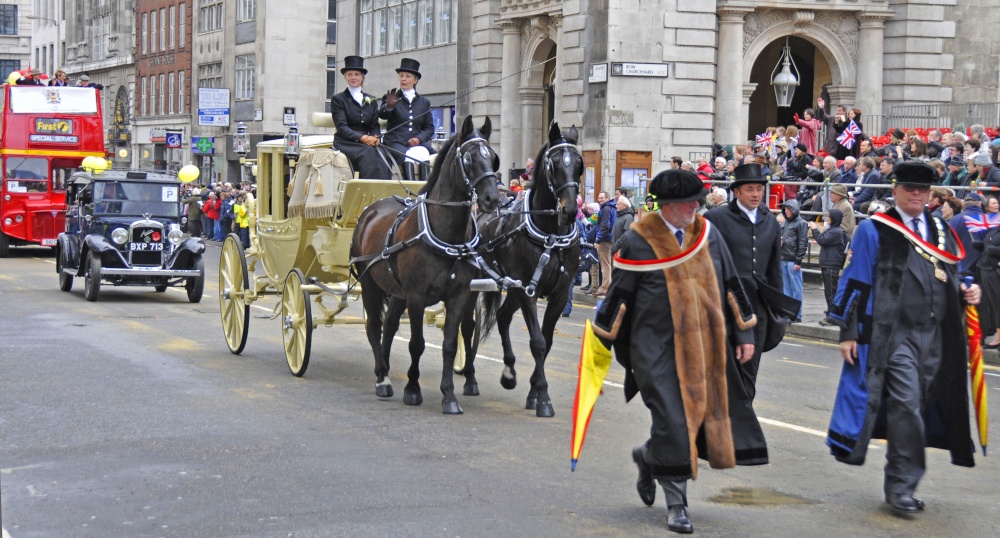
[778,358,827,369]
[758,417,881,450]
[985,372,1000,378]
[32,256,55,265]
[782,335,839,348]
[781,342,804,347]
[3,525,12,538]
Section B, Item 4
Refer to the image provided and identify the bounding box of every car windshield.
[93,181,180,217]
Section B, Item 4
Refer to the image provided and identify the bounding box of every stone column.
[742,83,758,140]
[520,88,546,162]
[714,8,751,145]
[500,20,523,185]
[856,14,889,119]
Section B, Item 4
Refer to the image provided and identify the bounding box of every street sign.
[589,63,608,83]
[610,62,670,78]
[283,107,296,126]
[166,131,182,149]
[198,88,231,126]
[192,136,215,155]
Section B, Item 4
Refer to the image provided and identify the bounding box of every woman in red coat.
[203,191,221,240]
[794,108,822,156]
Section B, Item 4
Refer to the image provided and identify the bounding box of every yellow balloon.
[91,157,109,173]
[7,71,19,85]
[81,156,96,170]
[178,165,200,184]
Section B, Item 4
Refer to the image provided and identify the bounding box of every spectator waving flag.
[837,128,856,150]
[963,213,1000,234]
[756,133,771,149]
[847,119,862,135]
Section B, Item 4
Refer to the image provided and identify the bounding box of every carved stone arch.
[520,25,556,88]
[743,20,856,87]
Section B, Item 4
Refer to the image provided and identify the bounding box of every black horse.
[465,123,583,417]
[350,116,503,415]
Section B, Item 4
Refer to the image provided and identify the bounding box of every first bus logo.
[35,118,73,134]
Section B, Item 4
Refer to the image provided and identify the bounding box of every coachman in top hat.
[329,55,391,179]
[827,161,982,514]
[379,58,437,179]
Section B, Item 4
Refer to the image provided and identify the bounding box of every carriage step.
[470,279,499,292]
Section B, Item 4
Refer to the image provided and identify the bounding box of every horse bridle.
[541,141,581,198]
[439,135,497,206]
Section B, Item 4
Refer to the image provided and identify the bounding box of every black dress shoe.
[631,446,656,506]
[886,493,920,513]
[667,505,694,534]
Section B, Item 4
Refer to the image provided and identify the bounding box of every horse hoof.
[403,389,423,406]
[525,397,537,410]
[375,383,393,398]
[500,375,517,390]
[536,402,555,418]
[464,383,480,396]
[442,401,464,415]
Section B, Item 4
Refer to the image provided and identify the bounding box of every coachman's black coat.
[379,91,436,165]
[330,89,391,179]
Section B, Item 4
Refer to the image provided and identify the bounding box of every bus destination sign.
[35,118,74,134]
[29,134,80,143]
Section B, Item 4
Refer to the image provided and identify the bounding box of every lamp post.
[771,38,800,108]
[27,14,61,75]
[234,121,249,185]
[283,121,300,192]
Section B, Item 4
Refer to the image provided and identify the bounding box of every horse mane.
[418,134,460,195]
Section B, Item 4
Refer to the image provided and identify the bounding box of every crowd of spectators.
[180,180,256,248]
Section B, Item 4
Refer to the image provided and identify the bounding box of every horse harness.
[350,136,511,289]
[481,142,582,298]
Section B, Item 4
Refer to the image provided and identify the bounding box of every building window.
[159,74,165,115]
[149,76,156,116]
[178,70,185,112]
[142,13,148,55]
[235,55,255,100]
[160,8,166,51]
[0,5,16,36]
[237,0,255,22]
[168,72,175,114]
[326,56,337,105]
[0,60,19,78]
[169,6,176,49]
[327,0,336,44]
[198,62,222,88]
[141,77,147,116]
[150,10,157,51]
[91,15,110,61]
[358,0,454,57]
[180,4,186,47]
[199,0,223,33]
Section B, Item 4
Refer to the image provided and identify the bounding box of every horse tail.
[477,291,503,340]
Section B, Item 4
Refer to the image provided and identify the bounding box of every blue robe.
[826,208,975,467]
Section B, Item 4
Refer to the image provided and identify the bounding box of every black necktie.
[675,230,684,246]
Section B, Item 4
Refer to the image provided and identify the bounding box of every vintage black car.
[56,170,205,302]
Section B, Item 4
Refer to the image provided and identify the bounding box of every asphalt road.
[1,243,999,537]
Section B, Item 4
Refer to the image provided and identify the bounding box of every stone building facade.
[447,0,1000,200]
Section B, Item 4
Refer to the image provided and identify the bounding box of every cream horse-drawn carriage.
[217,118,424,375]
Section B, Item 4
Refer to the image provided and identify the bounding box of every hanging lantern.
[771,38,800,108]
[233,121,249,158]
[283,122,300,159]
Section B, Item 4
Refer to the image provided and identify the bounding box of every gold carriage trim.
[287,148,354,219]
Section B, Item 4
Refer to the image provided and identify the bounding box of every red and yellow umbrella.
[571,319,613,471]
[965,285,989,456]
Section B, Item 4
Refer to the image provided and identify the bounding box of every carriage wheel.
[281,268,312,377]
[219,235,250,354]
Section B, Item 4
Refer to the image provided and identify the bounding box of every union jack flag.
[964,212,1000,234]
[837,129,856,149]
[756,133,771,148]
[846,120,862,135]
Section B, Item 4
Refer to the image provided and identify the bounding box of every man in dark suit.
[379,58,436,176]
[329,55,390,179]
[827,161,980,514]
[16,68,46,86]
[704,163,783,401]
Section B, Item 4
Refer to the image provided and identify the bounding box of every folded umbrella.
[570,319,613,471]
[965,277,989,455]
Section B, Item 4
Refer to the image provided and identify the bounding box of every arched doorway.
[521,36,556,166]
[747,36,831,139]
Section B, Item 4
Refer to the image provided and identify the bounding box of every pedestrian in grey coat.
[612,195,636,255]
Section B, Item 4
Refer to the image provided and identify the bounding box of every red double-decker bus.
[0,85,105,256]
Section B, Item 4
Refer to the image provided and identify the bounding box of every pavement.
[570,273,1000,366]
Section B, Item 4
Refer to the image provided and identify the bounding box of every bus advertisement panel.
[0,85,105,255]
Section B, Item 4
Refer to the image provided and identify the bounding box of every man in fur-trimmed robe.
[827,161,981,515]
[593,169,766,534]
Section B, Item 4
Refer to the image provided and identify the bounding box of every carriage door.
[583,150,601,203]
[616,150,651,199]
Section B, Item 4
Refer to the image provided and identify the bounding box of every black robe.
[330,89,391,179]
[704,200,784,396]
[379,91,436,164]
[595,225,768,479]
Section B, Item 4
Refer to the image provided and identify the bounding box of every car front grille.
[129,224,164,267]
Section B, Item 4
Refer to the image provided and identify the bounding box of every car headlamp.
[112,228,128,245]
[167,224,184,246]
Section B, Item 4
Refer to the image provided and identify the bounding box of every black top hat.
[341,56,368,75]
[395,58,422,79]
[893,161,938,186]
[729,163,769,190]
[649,170,709,203]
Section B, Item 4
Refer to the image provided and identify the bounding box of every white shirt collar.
[736,200,758,223]
[348,86,364,105]
[401,88,416,101]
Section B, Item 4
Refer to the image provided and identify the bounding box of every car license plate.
[41,239,57,246]
[130,242,163,251]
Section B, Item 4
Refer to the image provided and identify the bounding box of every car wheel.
[0,231,9,258]
[57,252,73,292]
[84,252,101,302]
[186,255,205,303]
[154,285,168,292]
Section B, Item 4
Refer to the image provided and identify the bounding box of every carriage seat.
[287,148,354,219]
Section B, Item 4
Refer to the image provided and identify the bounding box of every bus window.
[4,157,49,192]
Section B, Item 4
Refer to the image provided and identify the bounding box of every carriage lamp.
[771,38,800,108]
[234,122,249,160]
[284,122,300,163]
